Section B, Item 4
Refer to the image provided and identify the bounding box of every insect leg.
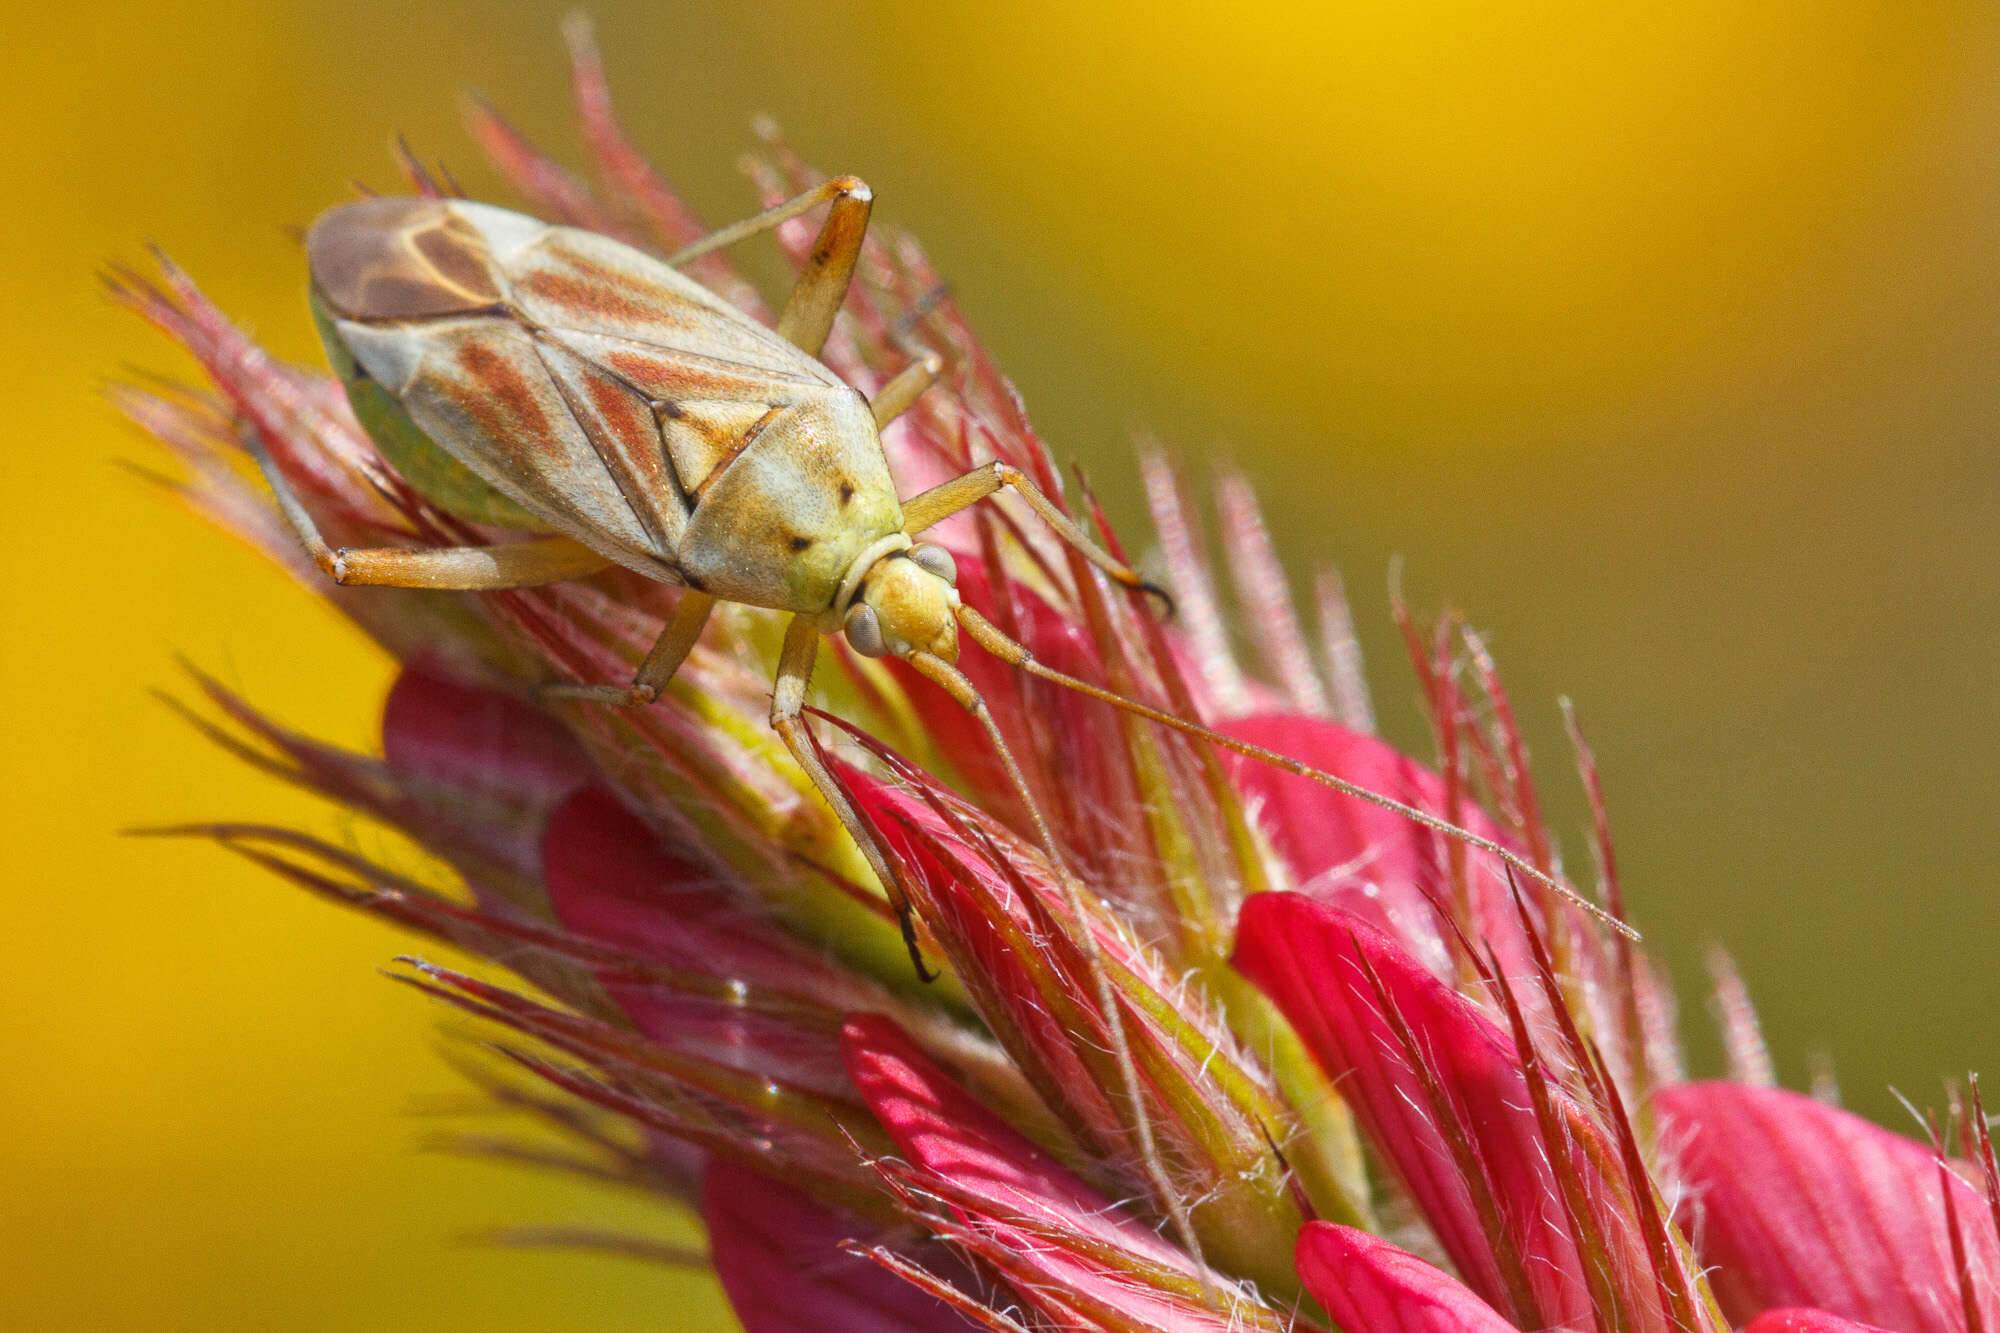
[772,181,872,356]
[661,175,873,358]
[902,461,1173,613]
[902,649,1209,1276]
[544,590,717,706]
[769,616,936,981]
[868,350,944,429]
[248,430,609,590]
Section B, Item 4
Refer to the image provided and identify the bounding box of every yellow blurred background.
[4,0,1995,1326]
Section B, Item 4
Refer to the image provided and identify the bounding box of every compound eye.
[844,602,887,657]
[909,543,958,586]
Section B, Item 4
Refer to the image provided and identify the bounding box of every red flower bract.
[1659,1082,2000,1333]
[702,1158,982,1333]
[1233,891,1685,1333]
[1293,1223,1519,1333]
[1746,1312,1899,1333]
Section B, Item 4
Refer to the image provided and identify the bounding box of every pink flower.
[1293,1223,1521,1333]
[116,18,1995,1331]
[1657,1082,2000,1333]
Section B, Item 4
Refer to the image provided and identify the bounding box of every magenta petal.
[1745,1312,1898,1333]
[1658,1082,2000,1333]
[700,1160,981,1333]
[1221,715,1494,979]
[1223,715,1466,887]
[842,1014,1274,1329]
[378,665,594,886]
[1234,891,1653,1330]
[843,766,1139,1150]
[381,665,591,805]
[1294,1223,1522,1333]
[542,786,867,1092]
[544,786,840,990]
[1223,715,1621,1073]
[841,1013,1186,1269]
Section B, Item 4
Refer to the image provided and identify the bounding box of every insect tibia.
[903,645,1210,1275]
[952,603,1638,942]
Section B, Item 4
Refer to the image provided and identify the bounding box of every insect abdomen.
[308,288,547,531]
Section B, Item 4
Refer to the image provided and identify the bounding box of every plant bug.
[254,174,1629,983]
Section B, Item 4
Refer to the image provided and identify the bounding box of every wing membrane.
[507,225,830,385]
[316,199,851,579]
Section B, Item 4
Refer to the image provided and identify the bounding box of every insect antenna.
[952,603,1639,941]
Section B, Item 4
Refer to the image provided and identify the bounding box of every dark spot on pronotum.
[838,481,855,506]
[659,400,684,419]
[788,536,813,553]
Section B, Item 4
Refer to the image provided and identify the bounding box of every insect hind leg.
[246,428,609,590]
[664,175,873,358]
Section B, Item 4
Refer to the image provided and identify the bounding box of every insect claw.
[900,918,939,985]
[868,838,938,983]
[1136,578,1176,621]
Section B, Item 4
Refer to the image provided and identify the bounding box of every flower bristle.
[1928,1116,1988,1333]
[1971,1078,2000,1262]
[116,17,1996,1332]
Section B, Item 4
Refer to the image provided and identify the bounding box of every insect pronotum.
[257,174,1630,981]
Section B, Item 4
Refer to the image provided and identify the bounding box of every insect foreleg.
[247,429,609,590]
[901,461,1173,614]
[770,616,936,982]
[902,648,1210,1276]
[662,175,873,358]
[544,590,716,706]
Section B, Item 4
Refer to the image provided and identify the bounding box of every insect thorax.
[674,389,904,614]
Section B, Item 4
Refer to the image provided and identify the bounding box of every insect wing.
[542,328,812,505]
[334,313,667,566]
[502,223,814,385]
[311,198,844,581]
[505,221,847,506]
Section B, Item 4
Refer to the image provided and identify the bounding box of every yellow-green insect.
[266,177,1164,968]
[259,175,1621,977]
